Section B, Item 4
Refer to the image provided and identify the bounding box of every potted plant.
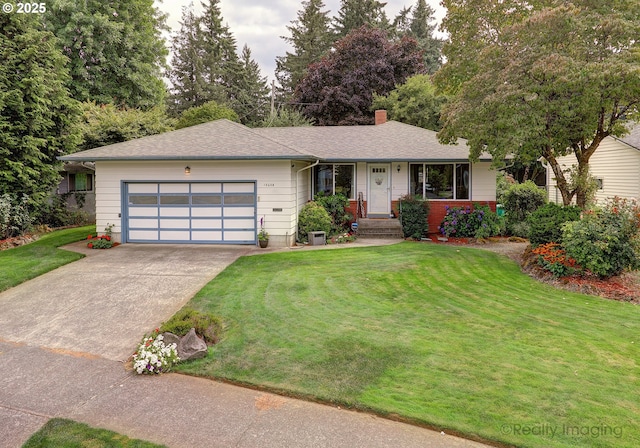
[258,229,269,248]
[258,217,269,248]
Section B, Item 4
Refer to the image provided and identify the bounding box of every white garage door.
[124,182,256,244]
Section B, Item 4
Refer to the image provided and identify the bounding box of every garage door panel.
[224,183,254,193]
[192,231,223,241]
[224,207,255,217]
[192,183,221,193]
[160,207,190,217]
[160,183,189,193]
[160,195,189,205]
[192,219,222,229]
[129,218,159,228]
[226,218,255,229]
[129,184,158,194]
[129,207,158,217]
[192,207,221,217]
[193,195,222,205]
[126,182,256,244]
[160,219,190,229]
[160,230,191,240]
[129,230,159,240]
[129,195,158,205]
[224,230,255,241]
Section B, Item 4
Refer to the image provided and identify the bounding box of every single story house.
[59,111,497,247]
[547,123,640,204]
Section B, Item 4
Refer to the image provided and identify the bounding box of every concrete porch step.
[356,218,404,239]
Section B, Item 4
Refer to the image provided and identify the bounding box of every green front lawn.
[23,419,166,448]
[175,242,639,448]
[0,225,95,292]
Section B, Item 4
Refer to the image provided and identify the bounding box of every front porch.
[355,218,403,239]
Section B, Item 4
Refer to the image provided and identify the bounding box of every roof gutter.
[294,160,320,246]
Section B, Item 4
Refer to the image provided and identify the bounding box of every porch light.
[396,164,401,173]
[184,166,191,175]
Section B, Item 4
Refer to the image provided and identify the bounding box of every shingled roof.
[614,123,640,151]
[255,121,478,162]
[60,119,312,161]
[60,118,479,162]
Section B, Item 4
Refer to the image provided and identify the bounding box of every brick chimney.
[375,109,387,125]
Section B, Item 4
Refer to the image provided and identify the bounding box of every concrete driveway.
[0,243,251,361]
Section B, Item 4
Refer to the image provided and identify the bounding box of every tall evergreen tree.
[0,12,80,203]
[198,0,242,102]
[167,3,210,114]
[275,0,333,98]
[407,0,443,73]
[234,45,270,126]
[333,0,390,39]
[46,0,168,110]
[168,0,268,124]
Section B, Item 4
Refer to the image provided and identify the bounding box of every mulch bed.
[0,234,39,250]
[520,246,640,304]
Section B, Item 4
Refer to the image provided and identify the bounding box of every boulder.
[177,328,208,361]
[161,332,181,348]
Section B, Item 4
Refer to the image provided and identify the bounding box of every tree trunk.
[543,149,574,206]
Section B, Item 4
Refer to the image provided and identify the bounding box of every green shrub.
[502,181,547,236]
[298,201,332,243]
[0,193,32,239]
[314,193,352,234]
[399,195,430,239]
[562,197,640,278]
[160,308,222,345]
[439,204,502,239]
[528,203,581,247]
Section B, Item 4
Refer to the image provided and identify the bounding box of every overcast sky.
[155,0,446,82]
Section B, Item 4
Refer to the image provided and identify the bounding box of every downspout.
[295,160,320,246]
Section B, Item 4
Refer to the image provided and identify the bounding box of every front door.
[368,164,390,217]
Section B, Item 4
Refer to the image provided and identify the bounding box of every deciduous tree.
[295,26,424,125]
[47,0,168,109]
[371,74,445,131]
[175,101,238,129]
[437,1,640,207]
[76,102,174,151]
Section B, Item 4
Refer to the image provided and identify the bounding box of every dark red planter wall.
[348,200,497,235]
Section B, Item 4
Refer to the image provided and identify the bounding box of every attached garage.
[124,181,257,244]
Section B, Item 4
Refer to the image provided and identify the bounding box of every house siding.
[95,160,297,246]
[548,139,640,204]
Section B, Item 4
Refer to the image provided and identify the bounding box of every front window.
[410,163,469,200]
[69,173,93,192]
[313,164,355,199]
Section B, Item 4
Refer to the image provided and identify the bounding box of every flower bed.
[132,329,180,374]
[86,224,116,249]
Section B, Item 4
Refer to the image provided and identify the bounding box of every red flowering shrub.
[86,223,115,249]
[532,242,579,277]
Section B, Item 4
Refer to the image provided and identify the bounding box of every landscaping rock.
[177,328,208,361]
[161,332,181,348]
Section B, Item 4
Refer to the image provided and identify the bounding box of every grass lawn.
[22,419,166,448]
[174,242,639,448]
[0,225,95,292]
